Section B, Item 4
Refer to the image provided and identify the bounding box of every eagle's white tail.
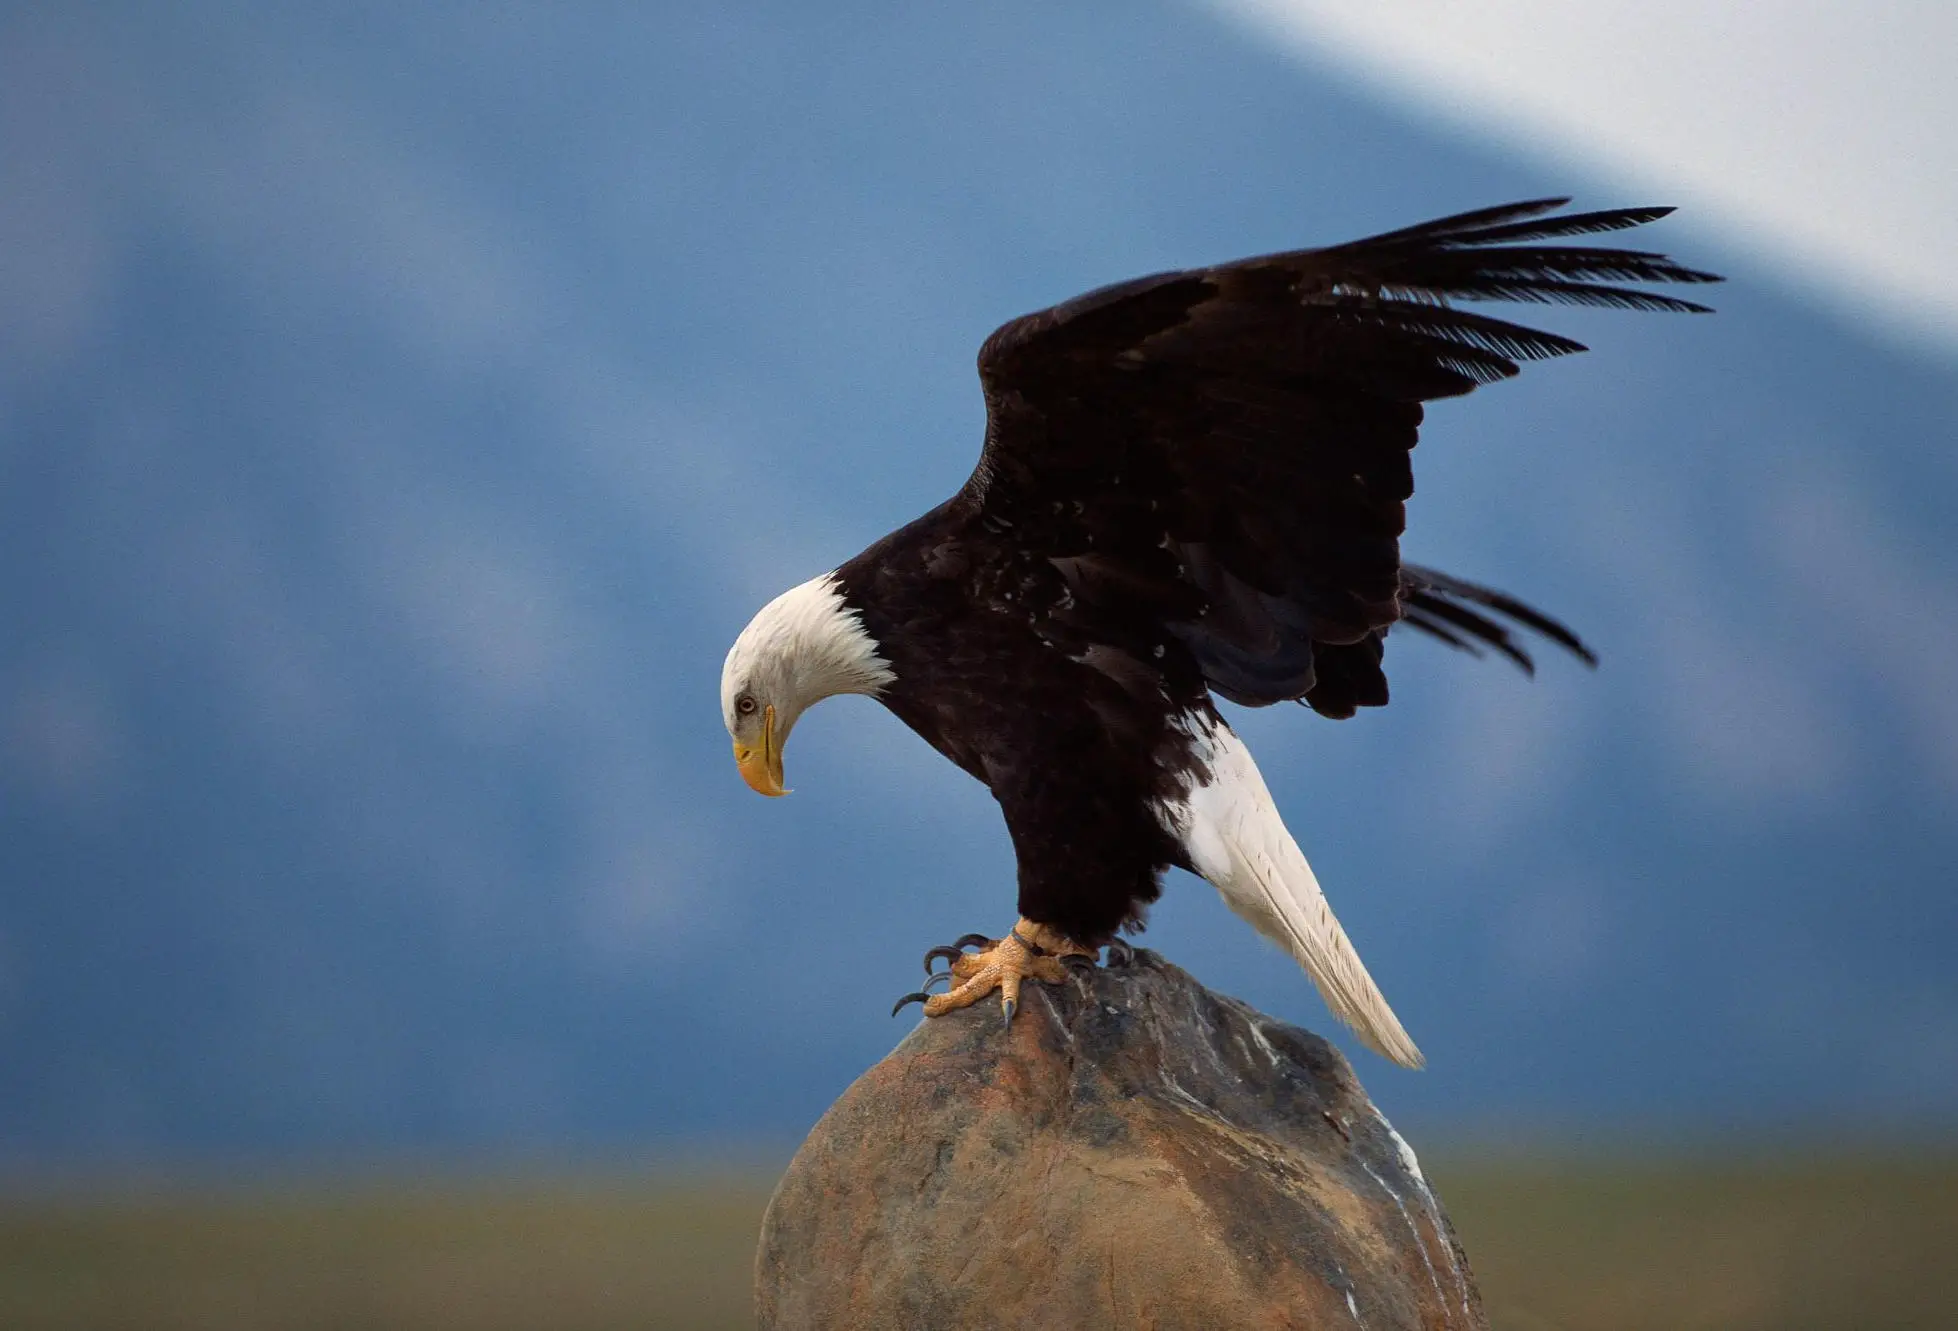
[1158,711,1423,1068]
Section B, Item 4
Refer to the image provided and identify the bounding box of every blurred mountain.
[2,1,1953,1167]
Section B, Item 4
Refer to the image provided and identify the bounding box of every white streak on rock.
[1360,1160,1447,1312]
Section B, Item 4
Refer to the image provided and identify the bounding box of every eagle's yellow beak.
[734,703,788,797]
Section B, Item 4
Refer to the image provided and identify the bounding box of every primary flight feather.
[720,199,1718,1066]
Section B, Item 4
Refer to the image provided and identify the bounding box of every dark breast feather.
[836,511,1203,944]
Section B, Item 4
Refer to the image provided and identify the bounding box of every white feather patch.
[1156,710,1424,1069]
[721,573,895,733]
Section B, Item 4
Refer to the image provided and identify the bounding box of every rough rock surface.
[755,950,1484,1330]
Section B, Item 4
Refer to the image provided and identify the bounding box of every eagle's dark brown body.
[824,200,1715,946]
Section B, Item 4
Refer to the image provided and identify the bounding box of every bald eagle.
[721,199,1716,1067]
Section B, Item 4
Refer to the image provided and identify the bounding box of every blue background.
[2,2,1953,1169]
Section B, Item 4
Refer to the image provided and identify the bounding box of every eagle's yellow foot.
[892,920,1098,1027]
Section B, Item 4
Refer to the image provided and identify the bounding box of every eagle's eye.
[735,694,759,717]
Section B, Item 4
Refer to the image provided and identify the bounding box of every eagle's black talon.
[953,932,993,951]
[1061,953,1098,977]
[922,944,967,974]
[1010,927,1052,957]
[1104,939,1135,967]
[1001,998,1017,1028]
[891,991,931,1016]
[922,970,954,993]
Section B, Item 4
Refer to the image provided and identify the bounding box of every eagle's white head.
[720,573,895,796]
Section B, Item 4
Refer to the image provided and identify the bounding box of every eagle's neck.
[732,573,896,720]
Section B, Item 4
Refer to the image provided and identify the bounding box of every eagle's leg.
[895,920,1096,1026]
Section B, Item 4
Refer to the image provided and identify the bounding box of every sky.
[1218,1,1958,349]
[1,1,1953,1171]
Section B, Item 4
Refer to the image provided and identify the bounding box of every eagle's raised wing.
[963,199,1716,715]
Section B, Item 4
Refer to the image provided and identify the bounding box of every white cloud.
[1211,0,1958,350]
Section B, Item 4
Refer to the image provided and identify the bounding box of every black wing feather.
[966,199,1706,715]
[1333,197,1576,248]
[1402,564,1598,667]
[1432,204,1681,245]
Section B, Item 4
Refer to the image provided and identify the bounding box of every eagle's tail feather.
[1163,711,1424,1068]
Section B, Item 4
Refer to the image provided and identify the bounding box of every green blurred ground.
[0,1154,1951,1330]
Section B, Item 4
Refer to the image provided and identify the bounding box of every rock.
[755,949,1485,1330]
